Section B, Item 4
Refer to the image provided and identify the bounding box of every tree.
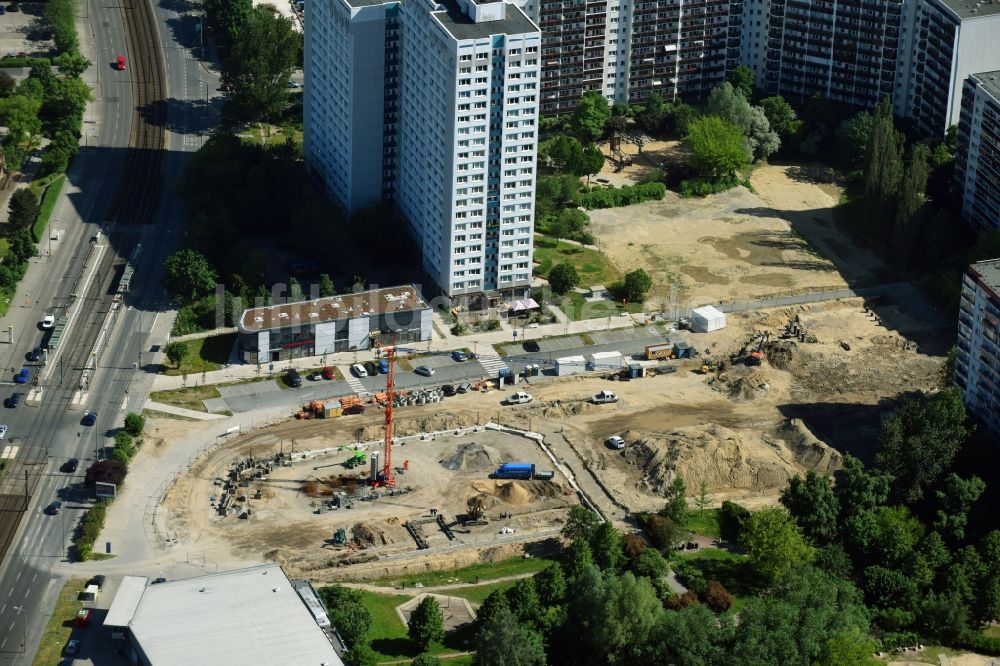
[319,586,374,649]
[164,341,188,368]
[222,6,299,122]
[780,470,839,544]
[287,276,304,301]
[892,142,930,260]
[579,143,605,181]
[631,548,670,597]
[562,506,600,541]
[163,248,217,301]
[818,631,881,666]
[534,564,566,607]
[546,134,584,172]
[833,454,890,525]
[0,94,43,168]
[685,116,750,177]
[622,533,646,559]
[760,95,800,138]
[562,538,594,582]
[660,475,687,525]
[590,522,625,572]
[407,596,444,652]
[875,387,968,505]
[473,607,546,666]
[704,580,734,612]
[718,500,750,544]
[0,71,14,98]
[622,268,653,304]
[7,188,39,231]
[569,91,611,143]
[727,65,755,98]
[343,643,380,666]
[693,479,710,516]
[864,98,905,227]
[475,589,510,628]
[933,473,985,542]
[636,93,666,135]
[505,578,543,627]
[547,262,580,295]
[55,52,91,77]
[44,0,79,53]
[548,208,589,241]
[644,514,681,551]
[123,412,145,437]
[741,507,815,582]
[747,105,781,161]
[318,273,336,297]
[917,591,968,643]
[411,655,442,666]
[838,110,875,166]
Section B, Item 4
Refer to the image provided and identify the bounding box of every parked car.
[64,458,79,473]
[321,366,335,380]
[81,411,97,426]
[363,361,379,376]
[307,372,322,381]
[151,577,167,584]
[606,435,626,450]
[457,382,472,394]
[27,347,43,363]
[4,393,21,409]
[88,574,106,589]
[442,384,456,397]
[64,639,79,655]
[451,351,467,362]
[44,501,62,515]
[502,391,533,405]
[0,424,7,439]
[14,367,29,383]
[523,341,540,353]
[413,365,435,377]
[285,369,302,388]
[379,359,389,374]
[287,79,300,88]
[41,314,55,329]
[351,363,367,378]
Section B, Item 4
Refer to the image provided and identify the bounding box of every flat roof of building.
[239,286,428,332]
[971,258,1000,293]
[938,0,1000,19]
[973,71,1000,102]
[432,0,538,40]
[122,564,342,666]
[343,0,392,9]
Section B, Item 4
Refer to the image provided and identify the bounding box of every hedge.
[678,174,746,198]
[0,57,52,68]
[581,181,667,209]
[74,500,110,561]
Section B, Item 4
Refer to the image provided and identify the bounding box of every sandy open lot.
[587,139,887,308]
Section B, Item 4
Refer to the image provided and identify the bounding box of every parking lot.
[0,3,54,59]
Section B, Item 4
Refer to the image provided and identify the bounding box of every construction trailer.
[645,343,673,360]
[556,355,587,376]
[691,306,727,333]
[589,350,624,370]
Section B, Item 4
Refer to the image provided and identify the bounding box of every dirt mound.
[541,401,603,418]
[469,479,562,505]
[358,413,478,440]
[725,371,770,401]
[765,341,796,370]
[351,522,395,548]
[621,421,841,494]
[442,442,505,471]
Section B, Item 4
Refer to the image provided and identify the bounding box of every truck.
[532,470,555,481]
[502,391,533,405]
[590,390,619,404]
[491,463,535,480]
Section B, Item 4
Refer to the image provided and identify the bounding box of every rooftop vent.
[309,312,319,318]
[254,316,263,323]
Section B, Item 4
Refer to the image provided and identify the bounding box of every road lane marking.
[23,587,29,598]
[31,574,36,583]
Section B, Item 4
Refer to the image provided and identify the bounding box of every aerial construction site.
[158,296,946,582]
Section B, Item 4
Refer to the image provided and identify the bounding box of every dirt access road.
[588,139,887,308]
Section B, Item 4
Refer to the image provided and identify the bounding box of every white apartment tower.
[305,0,540,303]
[955,259,1000,434]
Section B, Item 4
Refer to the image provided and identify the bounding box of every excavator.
[463,496,489,526]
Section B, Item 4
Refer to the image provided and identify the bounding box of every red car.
[321,366,335,380]
[116,54,126,70]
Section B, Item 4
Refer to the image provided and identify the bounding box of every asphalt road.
[0,0,218,659]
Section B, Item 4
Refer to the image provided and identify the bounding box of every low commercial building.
[955,259,1000,434]
[103,564,341,666]
[237,286,432,364]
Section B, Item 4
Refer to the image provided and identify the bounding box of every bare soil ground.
[587,140,887,307]
[160,298,945,576]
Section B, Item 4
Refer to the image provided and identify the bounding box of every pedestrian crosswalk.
[342,368,369,396]
[477,354,509,376]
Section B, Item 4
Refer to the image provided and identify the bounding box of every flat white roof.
[692,305,725,319]
[126,564,342,666]
[556,355,586,364]
[105,576,149,627]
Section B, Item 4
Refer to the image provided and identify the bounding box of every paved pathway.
[143,399,227,420]
[340,571,538,597]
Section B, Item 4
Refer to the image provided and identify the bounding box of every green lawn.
[358,590,475,663]
[32,175,65,243]
[533,236,621,288]
[237,122,303,147]
[684,509,721,538]
[32,577,88,666]
[560,292,643,321]
[366,555,553,588]
[161,333,236,376]
[149,385,222,412]
[439,580,520,605]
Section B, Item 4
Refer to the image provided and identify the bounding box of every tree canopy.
[408,596,444,652]
[685,116,750,177]
[222,6,299,122]
[163,248,218,302]
[569,91,611,143]
[742,507,815,582]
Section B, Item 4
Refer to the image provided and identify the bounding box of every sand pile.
[725,371,770,401]
[470,479,562,505]
[541,401,603,418]
[352,522,395,548]
[358,413,476,441]
[442,442,505,471]
[765,341,795,370]
[621,421,841,494]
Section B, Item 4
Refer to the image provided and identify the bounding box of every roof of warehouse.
[125,564,342,666]
[239,285,428,332]
[432,0,538,40]
[104,576,148,627]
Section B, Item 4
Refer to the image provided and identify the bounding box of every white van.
[351,363,367,378]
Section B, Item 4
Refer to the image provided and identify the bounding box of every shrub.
[623,533,647,559]
[665,590,700,610]
[704,580,734,612]
[85,459,127,487]
[672,561,707,595]
[124,412,146,437]
[75,500,110,561]
[581,181,666,209]
[677,174,747,198]
[718,500,750,545]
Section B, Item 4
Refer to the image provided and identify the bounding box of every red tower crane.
[373,337,396,487]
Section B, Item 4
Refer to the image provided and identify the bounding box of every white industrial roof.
[105,576,148,627]
[125,564,342,666]
[556,355,586,364]
[692,305,725,319]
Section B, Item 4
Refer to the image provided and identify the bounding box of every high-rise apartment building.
[955,259,1000,434]
[305,0,540,303]
[955,71,1000,232]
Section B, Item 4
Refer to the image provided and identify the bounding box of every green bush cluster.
[0,57,53,69]
[44,0,79,53]
[677,174,747,198]
[75,500,110,561]
[581,182,666,209]
[111,431,140,465]
[171,296,218,336]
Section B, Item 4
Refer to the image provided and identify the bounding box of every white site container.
[556,355,587,376]
[691,306,727,333]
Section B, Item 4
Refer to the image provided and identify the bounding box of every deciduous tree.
[7,188,39,231]
[622,268,653,304]
[933,473,985,542]
[547,262,580,295]
[741,507,815,582]
[473,607,546,666]
[165,341,188,368]
[780,470,839,544]
[164,248,217,301]
[534,564,566,607]
[727,65,755,98]
[760,95,801,137]
[685,116,750,177]
[407,596,444,652]
[569,91,611,143]
[222,6,299,122]
[590,522,625,572]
